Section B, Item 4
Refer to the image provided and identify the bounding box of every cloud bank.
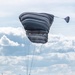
[0,27,75,55]
[0,56,75,75]
[0,27,75,75]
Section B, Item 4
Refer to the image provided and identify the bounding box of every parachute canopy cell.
[19,12,54,44]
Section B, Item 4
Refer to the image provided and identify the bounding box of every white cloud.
[32,55,43,61]
[24,55,43,62]
[0,56,75,75]
[0,27,75,75]
[32,63,75,75]
[35,64,75,75]
[0,27,26,38]
[0,35,19,46]
[0,27,75,55]
[0,56,26,65]
[42,34,75,52]
[45,52,75,61]
[21,44,25,47]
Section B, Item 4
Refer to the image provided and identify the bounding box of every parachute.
[19,12,54,44]
[19,12,70,44]
[19,12,70,75]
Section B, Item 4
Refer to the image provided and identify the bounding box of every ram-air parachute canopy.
[19,12,70,44]
[19,12,54,44]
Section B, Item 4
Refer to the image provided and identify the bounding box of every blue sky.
[0,0,75,75]
[0,0,75,36]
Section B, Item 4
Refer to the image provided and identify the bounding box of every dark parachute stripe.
[19,12,53,21]
[19,12,54,28]
[20,14,50,28]
[26,30,48,44]
[21,18,49,31]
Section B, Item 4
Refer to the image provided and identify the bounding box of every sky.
[0,0,75,75]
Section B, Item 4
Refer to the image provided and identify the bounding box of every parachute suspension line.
[28,44,43,75]
[26,42,31,75]
[54,16,63,19]
[39,44,43,55]
[29,45,36,75]
[22,28,29,75]
[23,36,29,75]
